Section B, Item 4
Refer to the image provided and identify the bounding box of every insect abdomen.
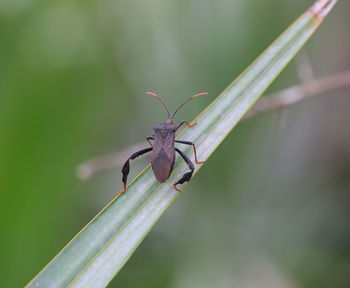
[151,149,174,182]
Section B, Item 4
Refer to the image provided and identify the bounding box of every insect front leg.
[175,140,205,164]
[173,148,195,192]
[117,147,153,196]
[176,120,197,131]
[146,136,154,147]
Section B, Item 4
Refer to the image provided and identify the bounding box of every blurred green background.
[1,0,349,287]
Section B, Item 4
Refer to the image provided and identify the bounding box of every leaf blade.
[26,1,336,287]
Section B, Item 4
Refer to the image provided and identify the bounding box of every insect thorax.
[153,123,177,133]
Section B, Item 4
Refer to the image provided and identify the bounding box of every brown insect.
[117,92,207,195]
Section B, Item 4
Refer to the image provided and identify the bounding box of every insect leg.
[175,140,205,164]
[117,147,153,196]
[176,120,197,131]
[173,148,195,192]
[146,136,154,147]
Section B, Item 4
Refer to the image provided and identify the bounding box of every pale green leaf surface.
[27,1,336,287]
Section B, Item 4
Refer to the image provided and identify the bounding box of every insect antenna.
[171,92,208,119]
[146,92,171,119]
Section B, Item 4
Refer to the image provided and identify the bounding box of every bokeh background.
[1,0,349,287]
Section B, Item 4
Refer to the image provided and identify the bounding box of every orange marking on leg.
[191,144,205,164]
[117,184,127,196]
[184,120,197,128]
[174,184,181,192]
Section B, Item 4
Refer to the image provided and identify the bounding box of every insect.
[117,92,207,196]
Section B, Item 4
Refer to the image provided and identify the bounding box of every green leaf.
[26,1,337,287]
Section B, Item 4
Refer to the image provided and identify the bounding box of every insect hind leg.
[173,148,194,192]
[117,147,153,196]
